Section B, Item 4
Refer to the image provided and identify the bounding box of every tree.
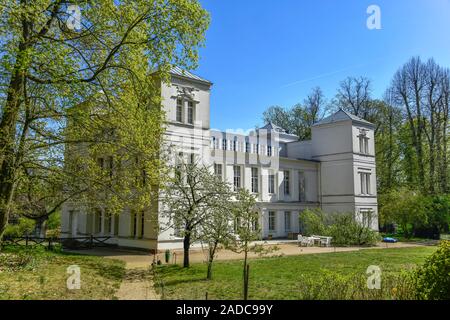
[379,188,428,238]
[199,191,234,280]
[0,0,210,244]
[262,87,327,140]
[161,159,231,268]
[335,76,373,119]
[228,188,265,300]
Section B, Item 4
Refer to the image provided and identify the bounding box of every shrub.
[299,209,326,236]
[299,210,380,246]
[413,240,450,300]
[328,214,380,246]
[3,218,35,237]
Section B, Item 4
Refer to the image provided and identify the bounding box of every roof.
[169,66,212,85]
[258,122,299,137]
[313,109,374,127]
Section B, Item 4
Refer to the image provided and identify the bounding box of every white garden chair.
[297,235,313,247]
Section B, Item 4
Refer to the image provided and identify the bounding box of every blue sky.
[193,0,450,131]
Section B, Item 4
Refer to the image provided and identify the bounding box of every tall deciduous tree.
[0,0,210,244]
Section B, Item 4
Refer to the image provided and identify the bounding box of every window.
[97,157,104,169]
[140,212,145,239]
[256,144,260,154]
[222,139,227,150]
[283,170,290,195]
[252,215,259,231]
[130,211,137,237]
[211,137,217,149]
[359,172,371,195]
[176,99,183,122]
[284,211,291,232]
[245,142,250,153]
[268,174,275,194]
[360,209,373,228]
[233,165,241,191]
[189,153,195,164]
[359,130,369,154]
[95,209,102,233]
[107,156,113,178]
[298,171,306,202]
[187,101,194,124]
[105,211,111,234]
[268,211,276,232]
[252,143,257,154]
[232,140,237,151]
[251,167,259,193]
[214,163,222,179]
[267,145,272,156]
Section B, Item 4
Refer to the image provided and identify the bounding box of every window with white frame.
[284,211,291,232]
[176,98,183,122]
[268,174,275,194]
[360,209,373,228]
[252,215,259,231]
[245,142,250,153]
[211,136,217,149]
[251,167,259,193]
[187,101,194,124]
[283,170,290,195]
[232,140,237,151]
[298,171,306,202]
[267,145,272,156]
[358,129,369,154]
[268,211,276,232]
[233,165,241,191]
[359,171,371,195]
[222,139,227,150]
[214,163,222,179]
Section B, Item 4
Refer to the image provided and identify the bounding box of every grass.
[0,245,125,300]
[154,246,437,300]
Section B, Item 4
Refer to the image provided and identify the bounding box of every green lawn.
[154,246,437,300]
[0,246,125,300]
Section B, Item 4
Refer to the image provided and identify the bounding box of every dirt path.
[114,267,159,300]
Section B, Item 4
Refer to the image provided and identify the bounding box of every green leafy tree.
[228,188,268,300]
[0,0,210,244]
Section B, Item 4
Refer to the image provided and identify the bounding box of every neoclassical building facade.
[61,67,378,250]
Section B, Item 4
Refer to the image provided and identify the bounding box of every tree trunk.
[183,232,191,268]
[243,248,248,300]
[0,38,28,245]
[206,241,218,280]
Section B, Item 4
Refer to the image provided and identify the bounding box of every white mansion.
[62,67,378,250]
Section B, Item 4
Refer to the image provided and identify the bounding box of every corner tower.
[311,109,378,230]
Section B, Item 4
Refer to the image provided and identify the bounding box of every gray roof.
[170,66,212,85]
[313,109,374,127]
[258,122,299,137]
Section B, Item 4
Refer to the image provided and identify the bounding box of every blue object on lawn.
[382,237,398,243]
